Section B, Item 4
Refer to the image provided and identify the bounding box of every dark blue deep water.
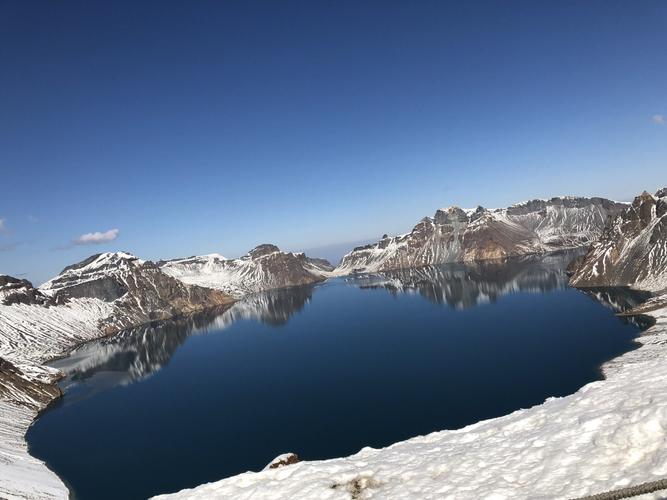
[27,252,651,500]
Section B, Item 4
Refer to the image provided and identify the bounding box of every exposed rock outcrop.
[336,197,626,274]
[40,252,233,335]
[0,252,235,499]
[569,188,667,292]
[160,244,333,298]
[0,276,49,306]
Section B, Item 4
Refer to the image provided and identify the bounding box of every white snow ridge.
[154,304,667,500]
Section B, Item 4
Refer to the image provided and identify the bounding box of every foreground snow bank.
[0,401,68,499]
[0,299,112,499]
[155,304,667,500]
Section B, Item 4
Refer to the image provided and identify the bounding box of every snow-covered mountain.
[335,197,626,275]
[0,252,235,499]
[0,275,49,306]
[160,244,333,298]
[38,252,233,337]
[1,251,233,378]
[570,188,667,293]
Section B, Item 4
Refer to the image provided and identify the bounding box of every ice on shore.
[154,303,667,500]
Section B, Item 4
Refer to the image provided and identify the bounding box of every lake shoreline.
[0,303,235,500]
[1,265,657,500]
[153,298,667,500]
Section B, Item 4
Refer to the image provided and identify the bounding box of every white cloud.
[652,114,665,125]
[74,228,119,245]
[0,218,5,233]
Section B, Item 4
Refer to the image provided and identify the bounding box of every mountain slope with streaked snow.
[0,252,233,499]
[570,188,667,292]
[160,244,333,298]
[335,197,626,275]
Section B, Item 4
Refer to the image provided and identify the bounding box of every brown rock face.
[41,252,235,335]
[569,188,667,292]
[0,357,62,410]
[266,453,300,469]
[160,245,333,297]
[0,276,49,306]
[337,196,626,274]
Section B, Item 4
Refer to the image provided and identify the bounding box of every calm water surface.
[27,252,651,499]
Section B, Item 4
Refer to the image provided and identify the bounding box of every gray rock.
[569,188,667,292]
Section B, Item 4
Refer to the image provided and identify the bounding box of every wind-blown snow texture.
[570,188,667,293]
[335,197,626,275]
[153,304,667,500]
[160,244,333,298]
[0,253,232,499]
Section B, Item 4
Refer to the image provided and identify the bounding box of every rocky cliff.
[160,244,333,297]
[40,252,233,335]
[569,188,667,292]
[336,196,626,274]
[0,252,235,499]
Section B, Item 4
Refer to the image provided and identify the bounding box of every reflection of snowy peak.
[53,286,316,394]
[161,244,333,298]
[570,188,667,292]
[336,197,626,274]
[213,284,314,327]
[0,253,235,499]
[349,251,579,309]
[0,252,232,365]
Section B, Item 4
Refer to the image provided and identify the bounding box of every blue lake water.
[26,252,651,500]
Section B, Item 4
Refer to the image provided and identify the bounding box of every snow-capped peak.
[161,244,333,298]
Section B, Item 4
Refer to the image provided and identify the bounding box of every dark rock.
[570,190,667,290]
[0,275,50,306]
[337,197,627,273]
[267,453,300,469]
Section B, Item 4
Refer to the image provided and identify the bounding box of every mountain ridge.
[569,188,667,293]
[160,244,333,298]
[335,196,627,274]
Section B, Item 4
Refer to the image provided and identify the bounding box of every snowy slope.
[0,252,233,499]
[570,188,667,293]
[335,197,626,275]
[161,244,333,298]
[153,302,667,500]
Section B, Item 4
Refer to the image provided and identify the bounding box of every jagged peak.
[40,252,145,293]
[632,191,656,205]
[201,252,227,260]
[58,252,143,275]
[435,205,470,216]
[656,187,667,198]
[0,275,32,287]
[247,244,281,259]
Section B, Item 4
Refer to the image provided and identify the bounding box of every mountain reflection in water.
[347,250,578,309]
[51,285,315,398]
[51,250,651,401]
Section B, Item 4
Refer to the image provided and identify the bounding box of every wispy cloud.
[0,218,6,233]
[652,114,665,125]
[0,241,23,252]
[73,228,119,245]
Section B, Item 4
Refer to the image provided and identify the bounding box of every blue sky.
[1,1,666,283]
